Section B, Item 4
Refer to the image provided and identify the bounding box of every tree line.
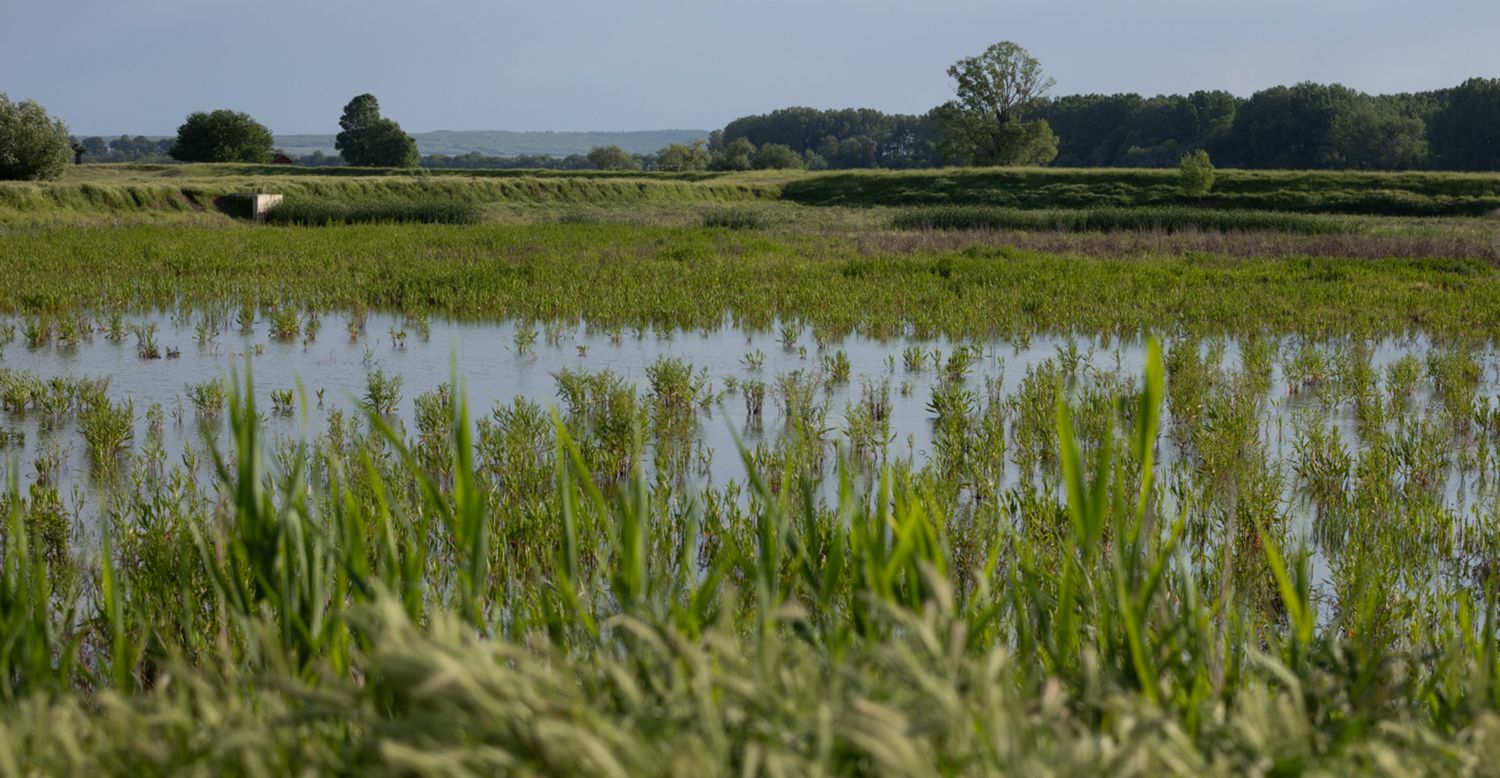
[713,65,1500,171]
[3,42,1499,180]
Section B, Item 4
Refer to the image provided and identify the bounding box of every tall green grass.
[264,196,481,225]
[0,346,1496,772]
[11,165,1500,222]
[785,167,1500,215]
[892,205,1364,234]
[1,223,1498,338]
[0,172,777,222]
[699,207,769,230]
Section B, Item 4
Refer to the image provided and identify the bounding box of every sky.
[3,0,1498,136]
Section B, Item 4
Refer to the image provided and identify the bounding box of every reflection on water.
[2,310,1498,592]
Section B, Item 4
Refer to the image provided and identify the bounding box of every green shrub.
[0,95,72,181]
[1179,150,1217,197]
[700,207,767,230]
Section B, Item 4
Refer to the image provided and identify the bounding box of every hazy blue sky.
[4,0,1498,135]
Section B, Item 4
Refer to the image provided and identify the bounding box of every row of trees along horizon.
[4,42,1500,181]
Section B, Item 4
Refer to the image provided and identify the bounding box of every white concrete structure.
[239,193,284,220]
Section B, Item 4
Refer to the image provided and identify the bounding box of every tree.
[0,95,73,181]
[168,110,273,163]
[934,42,1059,166]
[1329,100,1428,170]
[714,107,939,170]
[1224,83,1360,168]
[712,137,756,171]
[1429,78,1500,171]
[751,143,804,170]
[655,140,709,172]
[933,102,1058,166]
[336,94,418,167]
[587,145,637,171]
[362,119,420,168]
[1178,149,1216,197]
[80,136,109,157]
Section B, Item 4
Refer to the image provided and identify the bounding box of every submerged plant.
[364,368,403,415]
[186,378,226,418]
[79,396,133,466]
[133,324,160,360]
[267,307,300,341]
[514,320,538,354]
[270,389,295,415]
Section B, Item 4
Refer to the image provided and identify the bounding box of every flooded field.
[5,308,1500,593]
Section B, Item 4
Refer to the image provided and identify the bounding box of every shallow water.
[2,311,1498,583]
[0,312,1126,489]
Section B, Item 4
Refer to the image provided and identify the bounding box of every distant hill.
[272,130,710,157]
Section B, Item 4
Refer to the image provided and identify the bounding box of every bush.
[587,145,638,171]
[700,208,767,230]
[169,110,274,163]
[1179,149,1216,197]
[752,143,805,170]
[0,95,72,181]
[656,141,710,172]
[263,197,481,226]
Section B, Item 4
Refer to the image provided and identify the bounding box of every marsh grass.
[267,306,301,340]
[78,396,133,466]
[786,166,1500,215]
[892,205,1364,235]
[363,368,403,415]
[264,197,483,226]
[186,378,226,417]
[5,224,1500,341]
[0,166,778,227]
[700,207,768,230]
[0,343,1496,772]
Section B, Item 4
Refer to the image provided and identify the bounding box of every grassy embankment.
[4,164,1500,228]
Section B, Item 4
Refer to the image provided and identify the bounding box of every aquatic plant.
[363,368,403,415]
[78,396,133,466]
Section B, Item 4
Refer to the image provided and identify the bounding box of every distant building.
[271,153,294,165]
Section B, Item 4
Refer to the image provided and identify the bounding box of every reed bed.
[783,166,1500,215]
[0,173,777,224]
[264,196,482,225]
[860,222,1500,262]
[891,206,1363,235]
[0,338,1498,773]
[2,224,1500,339]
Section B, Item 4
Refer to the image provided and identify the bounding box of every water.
[3,311,1498,587]
[0,312,1096,492]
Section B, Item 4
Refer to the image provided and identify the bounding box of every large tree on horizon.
[933,41,1058,166]
[168,109,273,163]
[336,94,419,167]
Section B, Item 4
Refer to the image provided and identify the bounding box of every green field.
[2,222,1499,336]
[4,164,1500,773]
